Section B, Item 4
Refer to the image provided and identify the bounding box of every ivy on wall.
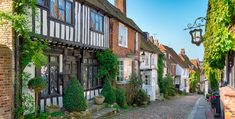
[157,53,164,94]
[204,0,235,69]
[0,0,48,117]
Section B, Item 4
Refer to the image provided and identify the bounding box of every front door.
[64,56,78,89]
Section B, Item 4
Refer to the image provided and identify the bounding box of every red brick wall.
[110,19,140,58]
[0,0,14,118]
[220,86,235,119]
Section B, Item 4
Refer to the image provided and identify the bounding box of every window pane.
[66,1,72,23]
[99,16,103,32]
[90,12,95,29]
[37,0,45,5]
[59,0,64,9]
[50,0,58,18]
[95,14,99,31]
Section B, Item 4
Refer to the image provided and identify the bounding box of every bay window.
[119,23,128,47]
[90,10,104,33]
[50,0,73,23]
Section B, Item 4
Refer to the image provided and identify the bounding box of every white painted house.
[140,36,160,101]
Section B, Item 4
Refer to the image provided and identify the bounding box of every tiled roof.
[159,44,188,68]
[140,36,161,54]
[179,53,194,69]
[84,0,143,33]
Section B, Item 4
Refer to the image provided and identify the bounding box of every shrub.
[133,89,150,106]
[115,88,128,109]
[101,79,116,104]
[63,77,87,112]
[161,75,177,98]
[126,73,142,105]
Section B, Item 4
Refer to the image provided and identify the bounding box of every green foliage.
[96,49,119,81]
[161,75,176,99]
[209,70,219,90]
[115,87,128,109]
[25,112,50,119]
[189,70,200,93]
[22,93,35,114]
[126,73,142,105]
[63,77,87,112]
[27,76,46,92]
[204,0,235,69]
[101,79,116,104]
[157,53,164,93]
[133,89,150,106]
[51,111,64,117]
[0,0,49,117]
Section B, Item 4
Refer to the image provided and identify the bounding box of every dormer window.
[90,10,104,33]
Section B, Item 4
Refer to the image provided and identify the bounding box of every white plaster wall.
[140,51,151,70]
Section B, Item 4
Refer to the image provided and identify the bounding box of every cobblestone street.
[113,95,203,119]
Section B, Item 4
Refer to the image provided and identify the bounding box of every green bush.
[63,77,87,112]
[126,73,142,105]
[101,79,116,104]
[133,89,150,106]
[115,88,128,109]
[161,75,177,98]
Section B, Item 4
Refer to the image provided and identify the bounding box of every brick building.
[109,0,142,84]
[0,0,14,118]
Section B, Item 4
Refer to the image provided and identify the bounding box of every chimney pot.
[180,48,185,55]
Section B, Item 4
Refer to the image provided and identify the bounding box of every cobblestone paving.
[113,95,202,119]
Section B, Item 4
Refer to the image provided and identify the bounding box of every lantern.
[185,17,206,46]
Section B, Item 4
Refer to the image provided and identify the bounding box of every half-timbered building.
[24,0,113,111]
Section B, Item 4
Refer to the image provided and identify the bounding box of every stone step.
[88,103,105,113]
[92,108,116,119]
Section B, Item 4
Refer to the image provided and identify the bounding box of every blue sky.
[108,0,208,60]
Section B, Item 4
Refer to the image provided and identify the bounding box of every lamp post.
[184,17,206,46]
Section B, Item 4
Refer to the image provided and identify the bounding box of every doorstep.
[88,100,117,119]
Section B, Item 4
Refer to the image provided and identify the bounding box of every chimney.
[114,0,126,16]
[143,32,149,40]
[153,39,159,46]
[180,48,185,55]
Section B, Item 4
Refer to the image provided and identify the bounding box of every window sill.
[116,80,129,84]
[90,28,104,34]
[118,44,128,48]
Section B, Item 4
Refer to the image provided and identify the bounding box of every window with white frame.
[117,60,132,82]
[117,61,124,81]
[118,23,128,47]
[135,32,138,50]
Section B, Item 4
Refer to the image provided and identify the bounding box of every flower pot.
[95,96,105,105]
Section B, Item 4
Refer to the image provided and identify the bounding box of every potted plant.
[27,76,46,117]
[95,95,105,105]
[46,105,60,113]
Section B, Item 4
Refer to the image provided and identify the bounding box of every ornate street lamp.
[184,17,206,46]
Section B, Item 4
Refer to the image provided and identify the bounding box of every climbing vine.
[157,53,164,94]
[204,0,235,69]
[96,49,119,81]
[0,0,48,117]
[189,70,200,93]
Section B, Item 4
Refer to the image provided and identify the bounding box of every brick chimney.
[153,39,159,46]
[180,48,185,55]
[114,0,126,16]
